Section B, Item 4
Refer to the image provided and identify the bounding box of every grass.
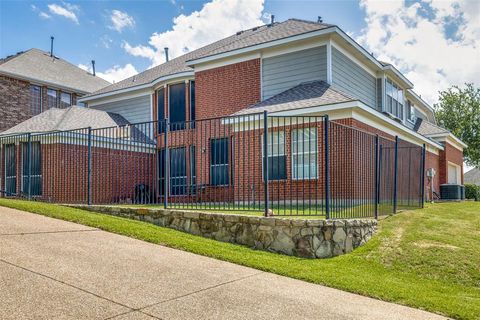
[0,198,479,319]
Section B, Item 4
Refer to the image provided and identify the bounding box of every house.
[0,48,110,132]
[464,168,480,186]
[0,106,155,203]
[78,18,465,203]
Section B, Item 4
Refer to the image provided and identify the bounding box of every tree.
[434,83,480,167]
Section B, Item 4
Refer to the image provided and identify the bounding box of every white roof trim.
[381,65,414,88]
[426,132,468,149]
[79,71,194,103]
[406,89,435,113]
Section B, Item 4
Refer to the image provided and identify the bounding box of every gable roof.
[415,119,449,136]
[1,106,130,135]
[82,19,333,99]
[0,49,110,93]
[464,168,480,185]
[234,80,355,115]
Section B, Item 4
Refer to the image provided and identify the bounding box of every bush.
[465,184,480,201]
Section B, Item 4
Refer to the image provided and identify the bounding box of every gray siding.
[91,95,151,124]
[376,78,383,111]
[332,47,377,109]
[262,46,327,99]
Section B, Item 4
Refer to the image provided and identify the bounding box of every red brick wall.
[0,75,31,132]
[195,59,261,119]
[438,142,464,185]
[425,151,440,199]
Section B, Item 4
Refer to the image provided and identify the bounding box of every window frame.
[291,127,318,180]
[21,142,42,196]
[60,92,72,108]
[4,144,17,195]
[47,88,58,109]
[210,137,230,186]
[406,100,417,124]
[30,85,42,115]
[262,130,287,181]
[168,82,186,130]
[385,78,404,120]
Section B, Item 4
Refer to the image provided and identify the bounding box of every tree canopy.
[434,83,480,167]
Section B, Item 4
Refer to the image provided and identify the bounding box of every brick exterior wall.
[425,151,440,200]
[0,75,82,132]
[0,75,31,132]
[195,59,261,119]
[438,142,464,185]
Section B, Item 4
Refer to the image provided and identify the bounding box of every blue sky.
[0,0,478,105]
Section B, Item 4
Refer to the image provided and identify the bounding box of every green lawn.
[0,199,479,319]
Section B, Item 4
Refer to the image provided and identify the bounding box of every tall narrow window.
[292,128,318,179]
[21,142,42,196]
[4,144,16,195]
[157,88,165,133]
[263,131,287,180]
[407,100,416,123]
[210,138,229,186]
[30,85,42,115]
[60,92,71,108]
[169,83,186,130]
[190,81,195,122]
[190,146,196,187]
[47,88,57,109]
[169,147,187,195]
[385,79,404,119]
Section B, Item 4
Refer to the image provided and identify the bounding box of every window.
[190,81,195,122]
[21,142,42,196]
[190,146,196,187]
[292,128,318,179]
[60,92,71,108]
[4,144,16,195]
[169,83,186,130]
[263,131,287,180]
[210,138,229,186]
[385,79,404,120]
[157,88,165,133]
[157,147,187,195]
[47,88,57,109]
[30,85,42,115]
[406,100,416,123]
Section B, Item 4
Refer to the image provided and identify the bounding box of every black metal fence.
[0,112,425,219]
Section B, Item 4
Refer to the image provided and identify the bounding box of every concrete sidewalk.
[0,206,446,320]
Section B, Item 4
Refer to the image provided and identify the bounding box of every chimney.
[317,16,323,23]
[91,60,96,76]
[164,47,169,62]
[270,14,275,26]
[50,36,54,57]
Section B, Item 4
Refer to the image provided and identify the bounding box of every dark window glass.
[4,144,16,195]
[190,146,196,186]
[190,81,195,122]
[47,88,57,109]
[210,138,229,186]
[157,88,165,133]
[157,147,187,195]
[169,83,186,130]
[21,142,42,196]
[30,85,42,115]
[263,131,287,180]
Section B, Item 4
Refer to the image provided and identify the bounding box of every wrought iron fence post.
[393,135,399,213]
[374,134,379,219]
[164,118,170,209]
[87,127,92,205]
[27,133,32,200]
[263,111,269,217]
[421,143,426,208]
[324,115,330,219]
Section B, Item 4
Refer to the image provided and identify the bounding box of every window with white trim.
[385,79,404,120]
[406,100,416,123]
[292,128,318,179]
[30,85,42,115]
[263,131,286,180]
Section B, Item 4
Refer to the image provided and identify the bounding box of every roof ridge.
[287,18,335,28]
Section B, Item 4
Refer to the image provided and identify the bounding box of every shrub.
[465,184,480,201]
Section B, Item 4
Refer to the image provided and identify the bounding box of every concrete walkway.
[0,206,447,320]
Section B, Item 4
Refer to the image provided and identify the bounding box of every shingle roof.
[233,81,355,115]
[0,49,110,93]
[1,106,130,134]
[85,19,333,98]
[415,119,449,136]
[464,168,480,185]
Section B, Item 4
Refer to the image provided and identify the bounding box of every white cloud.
[31,4,52,19]
[78,63,138,84]
[48,2,79,24]
[109,10,135,32]
[357,0,480,105]
[123,0,266,67]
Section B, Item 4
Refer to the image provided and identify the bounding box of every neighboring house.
[464,168,480,185]
[0,48,110,132]
[0,106,155,202]
[78,18,465,201]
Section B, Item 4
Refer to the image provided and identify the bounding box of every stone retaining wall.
[73,205,377,259]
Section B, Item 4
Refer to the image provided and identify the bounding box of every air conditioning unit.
[440,184,463,200]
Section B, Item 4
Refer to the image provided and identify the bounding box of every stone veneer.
[74,206,377,259]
